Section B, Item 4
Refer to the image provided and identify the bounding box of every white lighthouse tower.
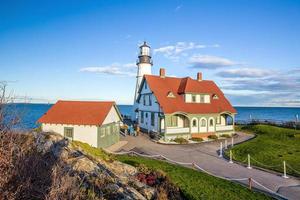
[131,41,153,121]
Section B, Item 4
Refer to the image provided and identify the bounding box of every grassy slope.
[227,125,300,176]
[72,141,271,200]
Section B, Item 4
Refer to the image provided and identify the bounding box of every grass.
[226,125,300,177]
[73,141,272,200]
[71,141,115,161]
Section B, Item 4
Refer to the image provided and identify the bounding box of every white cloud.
[154,42,219,61]
[189,55,237,69]
[218,67,300,107]
[79,62,136,76]
[175,5,182,12]
[216,68,274,78]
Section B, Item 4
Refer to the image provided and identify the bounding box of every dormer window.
[167,91,176,98]
[213,94,219,100]
[200,95,205,103]
[192,94,196,102]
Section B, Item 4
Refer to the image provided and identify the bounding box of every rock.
[32,132,157,199]
[131,180,156,200]
[72,156,99,173]
[141,186,156,200]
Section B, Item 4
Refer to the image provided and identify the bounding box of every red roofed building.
[38,100,122,148]
[135,68,237,141]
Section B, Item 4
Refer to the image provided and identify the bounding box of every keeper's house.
[38,100,122,148]
[136,68,237,141]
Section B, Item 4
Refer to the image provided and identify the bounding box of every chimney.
[197,72,202,81]
[160,68,165,78]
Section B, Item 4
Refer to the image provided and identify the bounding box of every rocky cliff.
[0,131,170,200]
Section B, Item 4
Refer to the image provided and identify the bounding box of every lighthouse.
[131,41,153,121]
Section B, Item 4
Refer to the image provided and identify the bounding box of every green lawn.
[226,125,300,177]
[72,140,272,200]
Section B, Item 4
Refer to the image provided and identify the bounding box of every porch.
[160,112,235,140]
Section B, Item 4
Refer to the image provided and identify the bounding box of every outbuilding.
[37,100,122,148]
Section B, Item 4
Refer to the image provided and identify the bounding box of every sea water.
[5,104,300,130]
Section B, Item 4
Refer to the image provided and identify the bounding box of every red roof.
[38,100,117,126]
[142,75,237,114]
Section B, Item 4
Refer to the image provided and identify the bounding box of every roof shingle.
[37,100,116,125]
[143,75,237,114]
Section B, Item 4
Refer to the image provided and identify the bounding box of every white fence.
[105,148,289,200]
[216,125,233,131]
[166,127,189,134]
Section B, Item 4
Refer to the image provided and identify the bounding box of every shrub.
[220,134,231,138]
[33,125,42,133]
[208,135,218,140]
[135,164,184,199]
[149,132,156,139]
[173,137,188,144]
[190,138,203,142]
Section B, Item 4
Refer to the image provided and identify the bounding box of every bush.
[135,164,184,199]
[190,138,203,142]
[220,134,231,138]
[208,135,218,140]
[33,125,42,133]
[173,137,188,144]
[149,132,156,139]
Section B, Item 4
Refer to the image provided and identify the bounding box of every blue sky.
[1,0,300,106]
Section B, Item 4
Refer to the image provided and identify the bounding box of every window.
[151,112,155,126]
[201,119,206,127]
[169,116,178,127]
[100,128,105,138]
[145,112,148,118]
[106,126,111,135]
[167,91,175,98]
[192,95,196,102]
[213,94,219,100]
[183,117,189,127]
[112,124,117,133]
[141,111,144,123]
[64,127,73,140]
[209,119,214,127]
[200,95,205,103]
[143,95,146,105]
[192,119,197,127]
[149,95,152,106]
[145,83,147,89]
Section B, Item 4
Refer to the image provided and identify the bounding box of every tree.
[0,81,20,132]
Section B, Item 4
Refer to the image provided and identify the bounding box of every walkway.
[114,132,300,200]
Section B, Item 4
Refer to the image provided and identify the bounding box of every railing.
[216,125,234,131]
[235,119,300,130]
[166,127,189,134]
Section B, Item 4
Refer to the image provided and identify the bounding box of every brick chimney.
[160,68,165,78]
[197,72,202,81]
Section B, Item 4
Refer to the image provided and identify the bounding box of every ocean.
[5,104,300,130]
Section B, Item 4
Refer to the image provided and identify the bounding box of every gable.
[102,105,122,125]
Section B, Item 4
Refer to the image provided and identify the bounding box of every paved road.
[114,132,300,200]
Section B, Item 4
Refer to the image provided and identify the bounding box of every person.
[129,125,134,136]
[136,125,140,136]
